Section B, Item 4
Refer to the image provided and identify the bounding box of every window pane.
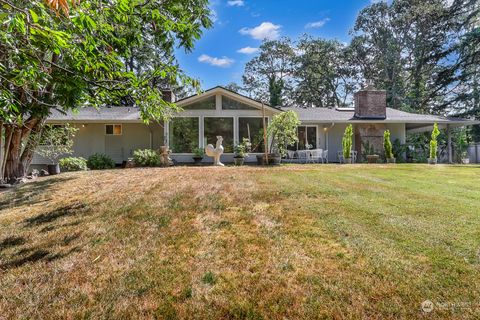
[238,117,267,153]
[113,125,122,135]
[204,117,234,153]
[169,117,199,153]
[222,96,257,110]
[297,126,307,150]
[183,96,216,110]
[307,127,317,149]
[106,125,113,135]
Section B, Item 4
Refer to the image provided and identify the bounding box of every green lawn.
[0,164,479,319]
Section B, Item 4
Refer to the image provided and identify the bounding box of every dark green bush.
[59,157,88,171]
[87,153,115,170]
[133,149,160,167]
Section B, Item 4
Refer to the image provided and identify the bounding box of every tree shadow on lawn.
[0,176,75,211]
[0,203,89,271]
[23,202,89,228]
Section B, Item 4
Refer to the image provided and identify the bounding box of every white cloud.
[198,54,234,67]
[237,47,259,54]
[239,22,281,40]
[227,0,244,6]
[305,18,330,29]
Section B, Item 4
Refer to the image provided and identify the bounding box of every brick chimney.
[161,89,176,103]
[354,84,386,119]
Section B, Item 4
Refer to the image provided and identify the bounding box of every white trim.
[176,87,281,114]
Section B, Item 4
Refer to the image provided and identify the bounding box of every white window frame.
[294,125,318,150]
[105,124,122,136]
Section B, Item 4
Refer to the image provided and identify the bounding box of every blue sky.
[176,0,377,89]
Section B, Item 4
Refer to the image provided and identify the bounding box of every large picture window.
[222,96,257,110]
[169,117,199,153]
[238,117,267,153]
[204,117,234,153]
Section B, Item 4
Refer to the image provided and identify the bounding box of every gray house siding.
[31,122,164,167]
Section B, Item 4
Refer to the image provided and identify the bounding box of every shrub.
[192,147,204,158]
[342,124,353,159]
[429,123,440,159]
[133,149,160,167]
[59,157,88,171]
[267,110,300,156]
[383,130,394,159]
[87,153,115,170]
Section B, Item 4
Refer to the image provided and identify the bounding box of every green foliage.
[0,0,212,179]
[392,139,407,163]
[294,37,359,107]
[383,130,394,159]
[267,111,300,156]
[361,140,376,161]
[133,149,160,167]
[192,148,204,158]
[201,271,217,285]
[242,38,295,105]
[454,128,469,162]
[429,123,440,159]
[342,124,353,159]
[35,124,78,164]
[59,157,88,172]
[87,153,115,170]
[234,138,251,158]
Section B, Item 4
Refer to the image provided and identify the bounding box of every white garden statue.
[205,136,225,166]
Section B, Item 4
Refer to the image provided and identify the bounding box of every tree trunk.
[3,116,44,183]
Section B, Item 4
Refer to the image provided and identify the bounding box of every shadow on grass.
[0,232,83,270]
[0,176,74,210]
[0,236,26,252]
[24,202,89,228]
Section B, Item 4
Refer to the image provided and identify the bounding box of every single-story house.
[32,86,479,166]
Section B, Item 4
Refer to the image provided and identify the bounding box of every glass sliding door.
[169,117,199,153]
[204,117,234,153]
[238,117,267,153]
[288,125,317,150]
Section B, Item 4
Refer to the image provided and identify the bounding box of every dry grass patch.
[0,165,479,319]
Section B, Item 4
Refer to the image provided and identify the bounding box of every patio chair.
[309,149,323,163]
[297,150,308,164]
[322,150,328,163]
[337,151,344,163]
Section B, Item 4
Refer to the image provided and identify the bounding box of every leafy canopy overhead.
[0,0,212,122]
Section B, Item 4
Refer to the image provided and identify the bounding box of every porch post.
[447,124,452,164]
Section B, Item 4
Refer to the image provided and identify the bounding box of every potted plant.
[192,147,204,165]
[455,129,470,164]
[361,140,379,163]
[259,111,300,165]
[35,124,78,175]
[342,124,353,164]
[428,123,440,165]
[234,138,251,166]
[383,130,396,163]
